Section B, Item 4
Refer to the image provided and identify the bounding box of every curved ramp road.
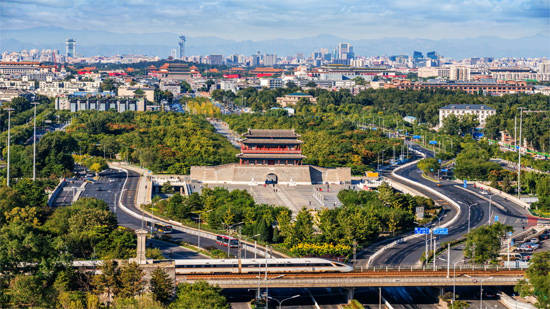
[80,168,274,259]
[367,143,531,267]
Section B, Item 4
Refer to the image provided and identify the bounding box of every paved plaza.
[189,182,348,213]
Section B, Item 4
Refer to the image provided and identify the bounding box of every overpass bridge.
[176,269,524,288]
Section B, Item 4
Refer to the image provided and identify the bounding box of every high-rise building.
[337,43,354,61]
[449,66,471,81]
[250,54,260,66]
[65,39,76,58]
[207,55,223,65]
[178,35,186,59]
[413,51,423,59]
[426,51,438,60]
[264,54,277,66]
[538,61,550,73]
[170,49,177,59]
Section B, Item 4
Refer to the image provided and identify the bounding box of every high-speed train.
[174,258,353,274]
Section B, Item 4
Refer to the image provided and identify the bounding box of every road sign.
[441,168,448,172]
[507,231,513,237]
[433,227,448,235]
[413,135,421,139]
[495,215,499,222]
[438,159,442,163]
[415,227,430,234]
[463,180,467,188]
[429,140,438,145]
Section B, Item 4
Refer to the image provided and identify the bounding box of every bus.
[216,235,239,248]
[146,221,173,234]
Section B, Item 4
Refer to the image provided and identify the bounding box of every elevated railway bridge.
[176,269,524,288]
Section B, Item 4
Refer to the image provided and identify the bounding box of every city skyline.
[1,0,548,40]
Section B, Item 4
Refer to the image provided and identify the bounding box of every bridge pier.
[346,287,355,302]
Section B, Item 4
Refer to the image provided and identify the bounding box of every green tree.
[118,262,144,298]
[150,267,174,305]
[112,293,165,309]
[463,222,512,264]
[169,281,228,309]
[36,131,78,177]
[100,78,117,92]
[352,76,366,86]
[134,89,145,97]
[8,274,50,307]
[515,251,550,309]
[417,158,441,175]
[92,260,120,306]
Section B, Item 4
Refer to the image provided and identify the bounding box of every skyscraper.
[426,51,438,60]
[65,38,76,58]
[263,54,277,66]
[413,51,423,59]
[178,35,186,60]
[337,43,354,60]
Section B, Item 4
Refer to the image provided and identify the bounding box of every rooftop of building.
[242,138,302,145]
[237,153,305,159]
[285,92,312,97]
[440,104,495,111]
[243,129,300,139]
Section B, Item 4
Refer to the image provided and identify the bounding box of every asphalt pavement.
[80,168,264,259]
[364,143,531,267]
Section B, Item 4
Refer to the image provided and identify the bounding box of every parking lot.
[511,229,550,262]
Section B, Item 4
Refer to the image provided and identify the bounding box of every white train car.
[174,258,353,275]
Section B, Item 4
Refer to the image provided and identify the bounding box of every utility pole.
[518,107,523,199]
[447,243,450,278]
[433,234,437,270]
[32,102,39,181]
[5,107,14,187]
[378,287,382,309]
[488,195,493,225]
[514,115,517,153]
[425,233,428,267]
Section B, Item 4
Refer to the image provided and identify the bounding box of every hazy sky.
[2,0,549,40]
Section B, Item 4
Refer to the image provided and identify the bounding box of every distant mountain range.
[1,27,549,59]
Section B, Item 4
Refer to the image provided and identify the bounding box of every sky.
[1,0,549,40]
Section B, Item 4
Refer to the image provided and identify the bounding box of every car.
[531,237,539,244]
[520,253,532,261]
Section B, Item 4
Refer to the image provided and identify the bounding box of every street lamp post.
[479,277,493,309]
[268,294,300,309]
[464,275,493,309]
[227,221,244,257]
[452,259,465,307]
[252,233,261,259]
[5,107,14,187]
[32,102,39,181]
[197,209,213,250]
[488,195,493,225]
[461,202,478,234]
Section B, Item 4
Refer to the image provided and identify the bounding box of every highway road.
[79,168,263,259]
[365,143,531,267]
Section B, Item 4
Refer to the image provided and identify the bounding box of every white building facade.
[439,104,496,128]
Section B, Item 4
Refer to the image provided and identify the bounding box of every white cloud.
[0,0,547,39]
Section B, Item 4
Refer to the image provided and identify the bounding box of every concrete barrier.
[465,181,531,209]
[367,155,462,267]
[47,178,66,207]
[111,166,280,258]
[498,292,536,309]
